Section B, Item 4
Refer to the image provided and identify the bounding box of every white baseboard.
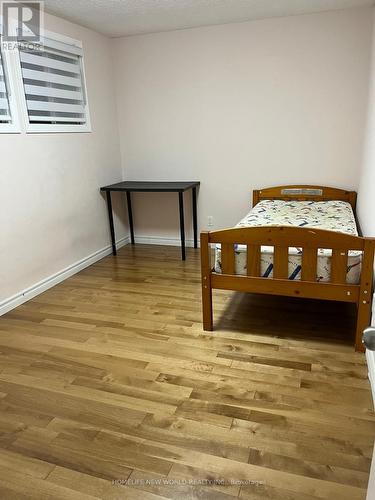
[0,233,199,317]
[0,235,130,316]
[133,235,199,247]
[366,350,375,410]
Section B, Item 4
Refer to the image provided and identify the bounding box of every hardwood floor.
[0,244,374,499]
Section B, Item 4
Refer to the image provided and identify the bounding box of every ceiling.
[43,0,374,38]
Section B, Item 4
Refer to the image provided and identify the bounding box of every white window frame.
[13,29,91,134]
[0,26,21,133]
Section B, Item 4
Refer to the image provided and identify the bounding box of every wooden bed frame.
[200,185,375,351]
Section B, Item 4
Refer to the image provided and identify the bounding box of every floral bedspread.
[214,200,361,283]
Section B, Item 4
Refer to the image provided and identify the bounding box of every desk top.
[100,181,200,193]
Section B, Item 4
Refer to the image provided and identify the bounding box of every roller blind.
[19,41,87,125]
[0,51,11,124]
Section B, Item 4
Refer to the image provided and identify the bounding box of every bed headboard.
[252,185,357,211]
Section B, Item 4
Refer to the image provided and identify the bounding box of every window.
[0,27,90,134]
[0,51,10,122]
[0,48,19,133]
[17,34,91,133]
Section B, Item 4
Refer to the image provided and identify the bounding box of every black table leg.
[192,187,198,249]
[126,191,135,244]
[178,191,186,261]
[106,191,117,256]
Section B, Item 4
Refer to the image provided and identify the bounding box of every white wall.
[358,10,375,239]
[113,7,373,243]
[358,14,375,498]
[358,8,375,327]
[0,12,126,308]
[359,21,375,494]
[367,442,375,500]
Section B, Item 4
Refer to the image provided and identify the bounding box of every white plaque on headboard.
[281,188,323,196]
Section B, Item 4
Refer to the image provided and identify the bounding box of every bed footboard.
[200,226,375,351]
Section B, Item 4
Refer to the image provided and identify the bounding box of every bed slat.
[273,247,289,279]
[331,249,348,284]
[246,245,260,276]
[302,248,317,281]
[221,243,235,274]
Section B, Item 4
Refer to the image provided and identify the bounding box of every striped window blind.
[0,51,11,124]
[19,39,88,126]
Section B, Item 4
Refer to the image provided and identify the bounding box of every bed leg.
[202,280,213,331]
[201,231,213,331]
[355,302,370,352]
[355,239,375,352]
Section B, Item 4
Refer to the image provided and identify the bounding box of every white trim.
[40,28,83,50]
[0,234,200,316]
[133,235,200,248]
[0,236,129,316]
[366,349,375,410]
[0,21,82,51]
[41,36,83,56]
[0,45,21,133]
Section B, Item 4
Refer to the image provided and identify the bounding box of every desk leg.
[192,187,198,249]
[179,192,186,261]
[106,191,117,256]
[126,191,135,244]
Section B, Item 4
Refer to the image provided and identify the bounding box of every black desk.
[100,181,200,260]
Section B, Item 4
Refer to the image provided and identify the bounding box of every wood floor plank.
[0,244,373,499]
[93,429,367,500]
[0,464,99,499]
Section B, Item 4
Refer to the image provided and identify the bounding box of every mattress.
[214,200,361,284]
